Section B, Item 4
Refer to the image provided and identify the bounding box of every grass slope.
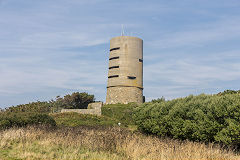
[0,126,239,160]
[102,103,136,126]
[52,112,118,127]
[51,103,137,128]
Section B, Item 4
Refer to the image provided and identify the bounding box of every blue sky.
[1,0,240,108]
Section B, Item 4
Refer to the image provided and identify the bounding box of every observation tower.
[106,36,143,104]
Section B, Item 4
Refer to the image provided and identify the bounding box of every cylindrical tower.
[106,36,143,104]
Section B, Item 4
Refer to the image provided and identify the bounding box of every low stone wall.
[61,109,101,116]
[61,102,103,116]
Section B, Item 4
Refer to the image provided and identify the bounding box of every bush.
[0,119,11,129]
[151,97,165,103]
[5,101,52,113]
[28,114,57,126]
[0,112,56,129]
[2,92,96,113]
[217,90,240,96]
[54,92,95,109]
[134,93,240,146]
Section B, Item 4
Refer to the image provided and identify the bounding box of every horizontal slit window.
[139,59,143,62]
[128,76,136,79]
[110,47,120,51]
[108,75,119,78]
[109,56,119,60]
[109,66,119,69]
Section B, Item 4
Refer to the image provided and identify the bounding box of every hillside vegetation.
[3,92,95,114]
[1,90,240,159]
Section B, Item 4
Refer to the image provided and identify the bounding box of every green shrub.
[28,114,57,126]
[134,93,240,146]
[3,92,96,113]
[217,89,240,96]
[5,101,52,113]
[151,97,165,103]
[54,92,95,109]
[0,119,11,129]
[0,112,56,129]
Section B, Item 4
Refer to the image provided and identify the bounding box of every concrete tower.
[106,36,143,104]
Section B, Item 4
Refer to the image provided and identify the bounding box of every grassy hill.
[1,91,240,159]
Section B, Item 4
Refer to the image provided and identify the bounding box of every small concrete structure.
[106,36,143,104]
[61,102,103,116]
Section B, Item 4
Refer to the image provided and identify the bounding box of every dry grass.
[0,126,239,160]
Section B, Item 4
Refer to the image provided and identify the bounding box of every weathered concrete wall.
[61,102,103,116]
[106,86,143,104]
[61,109,101,116]
[106,36,143,104]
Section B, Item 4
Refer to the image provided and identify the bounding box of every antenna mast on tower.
[121,24,125,36]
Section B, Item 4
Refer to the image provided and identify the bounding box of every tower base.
[106,86,143,104]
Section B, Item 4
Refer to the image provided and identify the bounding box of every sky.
[1,0,240,108]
